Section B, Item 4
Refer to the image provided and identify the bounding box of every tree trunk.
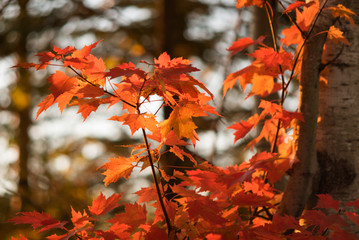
[278,0,340,217]
[15,0,32,212]
[315,0,359,233]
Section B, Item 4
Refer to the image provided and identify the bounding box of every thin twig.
[67,65,137,108]
[284,0,330,93]
[277,0,306,38]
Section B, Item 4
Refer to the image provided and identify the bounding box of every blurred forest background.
[0,0,296,238]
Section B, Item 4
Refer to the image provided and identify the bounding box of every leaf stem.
[140,127,173,234]
[264,1,284,153]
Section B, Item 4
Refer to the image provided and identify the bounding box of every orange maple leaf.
[49,71,77,98]
[70,207,93,230]
[296,0,319,32]
[160,102,208,141]
[35,94,55,120]
[169,145,197,165]
[81,55,107,86]
[109,113,158,136]
[327,26,350,45]
[281,25,303,47]
[223,65,254,96]
[88,192,122,216]
[248,74,275,97]
[99,156,135,186]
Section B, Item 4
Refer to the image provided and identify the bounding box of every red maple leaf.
[106,62,147,80]
[231,191,273,208]
[135,185,158,204]
[227,36,265,56]
[330,226,358,240]
[314,194,340,211]
[345,198,359,209]
[11,235,28,240]
[88,192,122,216]
[145,225,168,240]
[35,51,55,69]
[107,203,147,232]
[9,211,67,233]
[250,47,293,75]
[302,210,348,231]
[53,45,75,56]
[282,1,315,14]
[345,212,359,227]
[228,114,260,143]
[187,197,227,225]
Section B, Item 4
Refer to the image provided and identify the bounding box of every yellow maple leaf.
[329,4,357,27]
[327,26,350,45]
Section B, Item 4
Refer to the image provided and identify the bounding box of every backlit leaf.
[88,192,122,216]
[109,113,158,136]
[283,1,315,14]
[99,156,135,186]
[327,26,350,45]
[227,36,265,56]
[9,211,66,233]
[228,114,260,143]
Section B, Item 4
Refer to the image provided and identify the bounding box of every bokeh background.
[0,0,297,238]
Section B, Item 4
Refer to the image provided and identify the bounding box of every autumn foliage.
[9,1,359,239]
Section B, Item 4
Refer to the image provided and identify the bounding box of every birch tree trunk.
[278,0,341,217]
[315,0,359,232]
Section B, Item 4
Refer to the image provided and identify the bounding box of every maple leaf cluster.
[9,1,359,239]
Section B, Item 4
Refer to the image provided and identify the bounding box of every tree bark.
[314,0,359,233]
[278,0,340,217]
